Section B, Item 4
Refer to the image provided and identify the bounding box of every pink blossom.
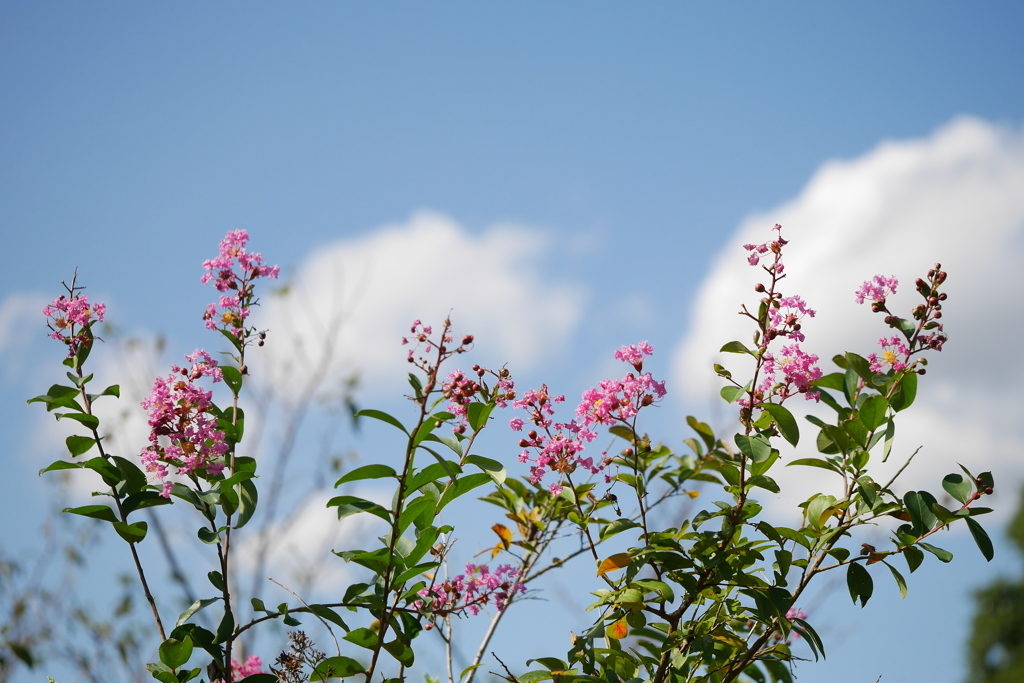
[201,229,278,342]
[855,275,898,304]
[139,350,228,496]
[415,563,525,617]
[229,654,263,678]
[868,336,911,374]
[43,293,107,357]
[753,344,823,405]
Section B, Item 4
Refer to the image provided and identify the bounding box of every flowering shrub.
[30,226,992,683]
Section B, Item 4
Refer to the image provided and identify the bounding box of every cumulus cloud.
[672,116,1024,518]
[252,211,586,401]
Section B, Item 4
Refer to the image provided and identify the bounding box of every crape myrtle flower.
[139,349,228,498]
[513,343,665,488]
[743,223,787,269]
[855,274,898,305]
[754,344,823,405]
[201,229,279,341]
[43,293,106,357]
[414,563,526,617]
[868,336,911,375]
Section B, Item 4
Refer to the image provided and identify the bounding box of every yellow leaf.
[687,490,700,499]
[492,524,513,549]
[597,552,632,577]
[607,617,628,640]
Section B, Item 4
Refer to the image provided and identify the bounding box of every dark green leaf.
[55,411,99,429]
[687,416,716,451]
[220,366,243,394]
[467,401,495,432]
[859,395,889,431]
[846,562,873,607]
[122,491,173,515]
[903,546,924,573]
[234,480,258,530]
[39,459,82,476]
[761,403,799,447]
[965,517,994,561]
[904,490,938,535]
[383,638,415,666]
[464,454,506,485]
[158,637,193,670]
[343,627,379,650]
[734,433,771,463]
[208,571,224,591]
[883,562,908,599]
[890,371,918,412]
[66,435,96,457]
[309,604,350,631]
[786,458,841,474]
[310,656,365,681]
[198,527,221,545]
[720,341,753,355]
[113,455,148,495]
[919,542,953,563]
[326,496,391,523]
[354,409,408,435]
[113,520,148,544]
[63,504,118,523]
[844,353,874,383]
[335,464,397,487]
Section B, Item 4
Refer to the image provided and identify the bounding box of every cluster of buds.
[404,320,515,434]
[415,564,526,617]
[43,285,106,358]
[201,229,279,342]
[139,350,228,497]
[858,263,948,376]
[735,226,822,410]
[270,631,326,683]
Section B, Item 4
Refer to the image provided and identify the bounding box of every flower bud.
[462,335,474,345]
[985,487,994,495]
[754,283,766,292]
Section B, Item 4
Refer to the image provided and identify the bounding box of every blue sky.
[3,3,1024,682]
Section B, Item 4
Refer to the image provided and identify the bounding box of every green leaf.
[215,610,234,644]
[919,542,953,563]
[883,562,908,599]
[383,638,415,666]
[158,636,193,670]
[904,490,938,535]
[965,517,994,561]
[734,433,771,463]
[113,456,148,496]
[334,464,397,487]
[687,416,716,451]
[63,504,118,523]
[847,562,873,607]
[761,403,799,447]
[882,418,896,462]
[941,473,972,505]
[122,491,173,515]
[220,366,243,394]
[326,496,391,523]
[844,353,874,383]
[467,401,495,432]
[890,371,918,412]
[39,459,82,476]
[65,435,96,457]
[207,571,224,591]
[464,454,506,485]
[437,472,491,511]
[198,527,221,545]
[309,604,350,632]
[343,627,379,650]
[858,395,889,431]
[599,518,641,541]
[54,411,99,430]
[903,546,924,573]
[113,520,148,544]
[310,656,365,681]
[354,409,409,435]
[720,341,753,355]
[720,386,745,404]
[786,458,841,474]
[234,480,258,530]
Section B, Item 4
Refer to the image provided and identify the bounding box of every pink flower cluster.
[139,350,228,498]
[756,344,823,404]
[765,295,816,344]
[201,230,279,339]
[512,343,666,491]
[43,294,106,357]
[868,336,911,374]
[415,563,525,617]
[855,274,898,304]
[442,366,515,434]
[232,654,264,678]
[743,224,787,269]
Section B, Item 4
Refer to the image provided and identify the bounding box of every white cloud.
[672,116,1024,519]
[251,211,586,401]
[0,292,49,379]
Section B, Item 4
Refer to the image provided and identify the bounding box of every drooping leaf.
[354,409,408,435]
[63,504,118,523]
[761,403,799,446]
[465,454,506,485]
[720,341,753,355]
[965,517,994,561]
[335,464,397,487]
[310,656,365,681]
[883,562,908,599]
[113,520,148,544]
[65,435,96,457]
[846,561,873,607]
[919,542,954,563]
[596,553,632,577]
